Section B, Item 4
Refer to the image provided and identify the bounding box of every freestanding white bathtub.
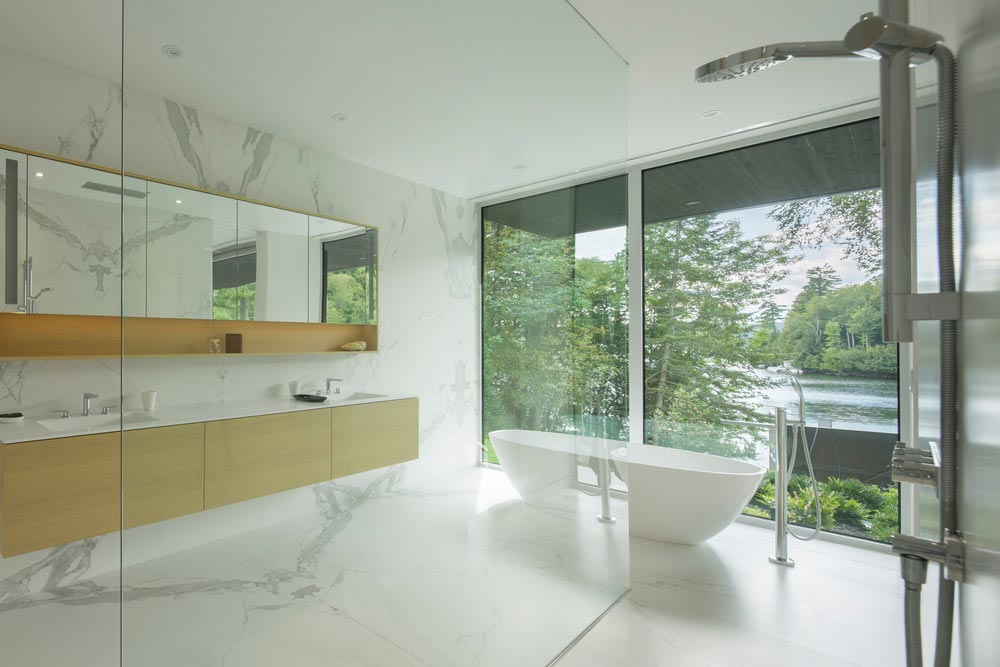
[616,442,765,545]
[489,430,765,546]
[488,429,619,502]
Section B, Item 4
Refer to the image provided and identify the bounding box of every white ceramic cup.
[288,381,301,396]
[141,390,158,412]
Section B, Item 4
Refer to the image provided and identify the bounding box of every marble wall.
[0,41,479,593]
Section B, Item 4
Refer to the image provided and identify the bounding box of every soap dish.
[0,412,24,424]
[293,394,328,403]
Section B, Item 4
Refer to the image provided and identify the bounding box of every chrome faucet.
[325,378,343,395]
[19,257,55,314]
[83,393,98,416]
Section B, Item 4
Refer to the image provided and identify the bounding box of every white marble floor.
[3,465,935,667]
[556,520,937,667]
[0,466,630,667]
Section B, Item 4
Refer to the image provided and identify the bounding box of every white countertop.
[0,392,416,445]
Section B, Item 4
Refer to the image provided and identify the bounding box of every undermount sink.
[38,412,160,433]
[332,392,386,402]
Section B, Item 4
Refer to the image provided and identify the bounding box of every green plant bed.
[745,471,898,543]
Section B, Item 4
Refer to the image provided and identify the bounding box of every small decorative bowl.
[293,394,328,403]
[0,412,25,424]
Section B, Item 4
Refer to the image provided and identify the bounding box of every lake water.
[747,369,898,433]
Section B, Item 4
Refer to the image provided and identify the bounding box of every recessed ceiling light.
[513,162,528,170]
[700,110,723,119]
[685,200,702,206]
[175,199,183,204]
[34,171,43,178]
[161,44,183,58]
[330,113,347,122]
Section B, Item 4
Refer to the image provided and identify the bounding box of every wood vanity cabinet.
[123,423,206,529]
[0,399,418,556]
[204,410,332,508]
[331,398,419,478]
[0,433,120,557]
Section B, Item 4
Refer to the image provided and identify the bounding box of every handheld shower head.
[789,376,805,424]
[695,41,864,83]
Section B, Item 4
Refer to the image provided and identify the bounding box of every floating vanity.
[0,394,418,557]
[0,147,411,559]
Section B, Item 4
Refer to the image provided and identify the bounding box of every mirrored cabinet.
[0,148,377,357]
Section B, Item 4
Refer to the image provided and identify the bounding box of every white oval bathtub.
[617,443,765,545]
[489,430,764,546]
[488,429,620,502]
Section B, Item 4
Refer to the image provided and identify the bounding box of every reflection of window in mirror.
[321,229,377,325]
[212,243,257,320]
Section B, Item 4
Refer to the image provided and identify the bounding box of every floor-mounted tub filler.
[488,429,764,546]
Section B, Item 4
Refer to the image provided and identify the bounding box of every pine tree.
[643,214,790,428]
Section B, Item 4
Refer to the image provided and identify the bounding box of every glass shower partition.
[641,119,902,544]
[120,2,629,667]
[0,5,125,666]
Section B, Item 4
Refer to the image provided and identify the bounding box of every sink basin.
[38,412,160,433]
[332,392,386,402]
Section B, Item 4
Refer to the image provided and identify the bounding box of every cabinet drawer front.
[332,398,418,478]
[2,433,120,557]
[204,410,331,508]
[123,423,205,529]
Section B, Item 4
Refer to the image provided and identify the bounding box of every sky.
[574,201,872,311]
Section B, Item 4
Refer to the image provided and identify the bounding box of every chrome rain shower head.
[695,13,944,83]
[695,40,863,83]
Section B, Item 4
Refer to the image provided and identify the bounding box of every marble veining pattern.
[0,468,628,667]
[57,86,121,164]
[0,43,480,665]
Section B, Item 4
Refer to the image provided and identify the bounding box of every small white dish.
[0,413,25,424]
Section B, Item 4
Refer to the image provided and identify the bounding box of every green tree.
[325,268,374,324]
[748,300,785,367]
[779,278,894,376]
[770,189,882,276]
[643,214,790,436]
[481,220,629,459]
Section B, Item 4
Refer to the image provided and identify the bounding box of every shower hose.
[784,398,823,542]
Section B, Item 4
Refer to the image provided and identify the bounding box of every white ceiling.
[0,0,626,199]
[0,0,960,200]
[569,0,959,165]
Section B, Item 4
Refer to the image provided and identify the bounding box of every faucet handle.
[53,409,70,419]
[101,406,117,415]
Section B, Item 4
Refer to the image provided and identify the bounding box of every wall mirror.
[0,149,377,326]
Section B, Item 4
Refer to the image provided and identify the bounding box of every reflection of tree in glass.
[213,284,256,320]
[325,267,376,324]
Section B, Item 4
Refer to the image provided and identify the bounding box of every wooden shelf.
[0,313,377,359]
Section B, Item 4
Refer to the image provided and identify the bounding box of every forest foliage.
[482,187,898,540]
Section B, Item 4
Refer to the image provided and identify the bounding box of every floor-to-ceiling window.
[481,175,629,464]
[642,118,900,542]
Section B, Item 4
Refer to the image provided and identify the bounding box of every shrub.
[744,471,897,541]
